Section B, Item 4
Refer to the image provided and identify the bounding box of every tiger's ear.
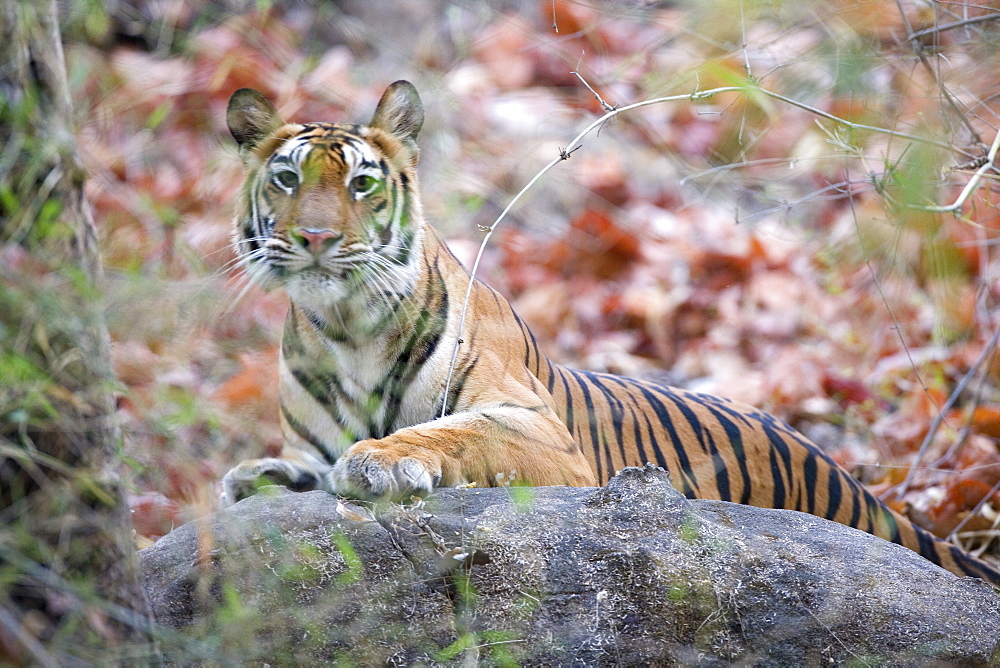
[370,80,424,158]
[227,88,284,162]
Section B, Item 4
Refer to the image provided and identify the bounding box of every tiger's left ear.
[370,80,424,161]
[227,88,285,163]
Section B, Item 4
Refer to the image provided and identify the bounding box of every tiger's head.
[226,81,425,315]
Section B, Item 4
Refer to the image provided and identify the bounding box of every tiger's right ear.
[227,88,284,162]
[370,80,424,161]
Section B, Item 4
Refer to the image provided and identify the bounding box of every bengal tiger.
[220,80,1000,587]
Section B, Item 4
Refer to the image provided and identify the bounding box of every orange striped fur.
[220,81,1000,587]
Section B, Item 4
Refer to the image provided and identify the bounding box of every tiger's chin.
[283,274,351,306]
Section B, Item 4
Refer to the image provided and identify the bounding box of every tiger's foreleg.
[328,403,597,500]
[220,446,333,506]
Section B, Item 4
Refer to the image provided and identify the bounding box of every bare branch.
[920,129,1000,214]
[908,11,1000,41]
[571,65,616,113]
[896,326,1000,498]
[893,0,985,149]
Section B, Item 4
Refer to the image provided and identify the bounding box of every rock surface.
[140,465,1000,665]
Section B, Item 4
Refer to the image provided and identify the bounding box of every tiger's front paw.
[328,441,443,501]
[220,457,322,507]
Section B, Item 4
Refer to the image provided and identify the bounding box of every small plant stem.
[908,12,1000,41]
[572,68,616,112]
[896,327,1000,498]
[920,129,1000,214]
[893,0,985,150]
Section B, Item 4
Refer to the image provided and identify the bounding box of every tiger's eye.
[351,174,377,193]
[274,170,299,190]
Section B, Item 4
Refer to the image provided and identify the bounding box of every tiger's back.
[537,362,999,583]
[453,243,1000,585]
[221,80,1000,588]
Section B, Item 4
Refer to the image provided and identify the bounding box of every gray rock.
[140,465,1000,665]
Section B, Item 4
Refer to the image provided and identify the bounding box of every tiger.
[220,80,1000,588]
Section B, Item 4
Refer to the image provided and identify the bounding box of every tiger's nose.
[292,228,342,254]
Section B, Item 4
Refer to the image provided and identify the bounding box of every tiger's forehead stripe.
[270,125,381,177]
[339,138,380,173]
[272,134,316,167]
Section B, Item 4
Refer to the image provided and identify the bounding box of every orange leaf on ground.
[687,231,768,292]
[212,349,280,408]
[470,14,536,90]
[963,405,1000,439]
[548,0,593,36]
[927,478,998,537]
[885,498,910,515]
[129,492,182,540]
[871,403,930,458]
[921,434,1000,533]
[511,282,574,339]
[952,478,998,508]
[111,340,159,386]
[158,456,220,504]
[546,209,642,279]
[821,372,875,407]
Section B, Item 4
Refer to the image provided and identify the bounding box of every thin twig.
[721,178,874,226]
[843,163,945,470]
[920,129,1000,213]
[851,461,1000,475]
[761,88,973,157]
[679,155,831,184]
[571,62,616,112]
[894,0,985,149]
[470,639,527,650]
[0,604,59,668]
[740,0,752,79]
[950,477,1000,551]
[908,11,1000,42]
[897,326,1000,497]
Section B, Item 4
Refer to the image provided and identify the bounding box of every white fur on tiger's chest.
[277,327,449,451]
[333,332,455,429]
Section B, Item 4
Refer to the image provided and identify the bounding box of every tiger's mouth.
[252,248,391,289]
[267,261,349,282]
[236,247,344,296]
[238,228,415,309]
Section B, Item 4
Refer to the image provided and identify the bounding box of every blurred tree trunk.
[0,0,159,664]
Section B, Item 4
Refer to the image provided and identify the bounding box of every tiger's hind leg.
[220,447,332,506]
